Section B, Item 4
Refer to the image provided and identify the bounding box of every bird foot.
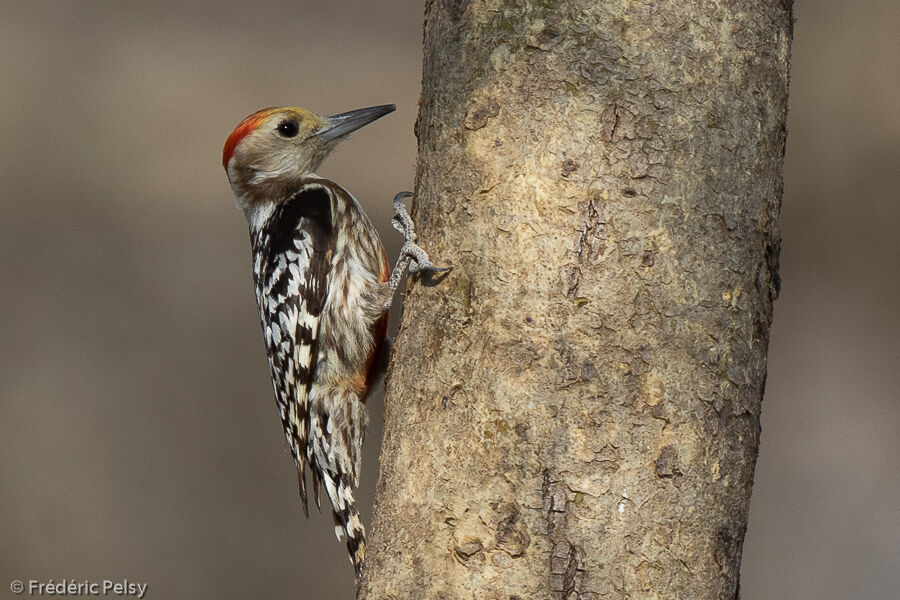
[384,192,450,309]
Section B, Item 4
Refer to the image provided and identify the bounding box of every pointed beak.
[314,104,396,143]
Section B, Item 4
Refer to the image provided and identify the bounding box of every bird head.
[223,104,395,205]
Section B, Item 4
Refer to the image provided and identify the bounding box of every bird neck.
[240,173,332,231]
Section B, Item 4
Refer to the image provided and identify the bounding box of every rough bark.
[361,1,791,598]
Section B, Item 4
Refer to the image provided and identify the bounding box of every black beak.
[314,104,396,142]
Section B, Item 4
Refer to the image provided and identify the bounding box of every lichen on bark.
[361,1,792,598]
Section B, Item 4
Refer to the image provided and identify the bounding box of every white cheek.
[247,147,302,184]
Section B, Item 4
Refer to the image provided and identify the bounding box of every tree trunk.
[361,1,791,598]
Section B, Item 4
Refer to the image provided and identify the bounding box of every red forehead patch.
[222,108,277,169]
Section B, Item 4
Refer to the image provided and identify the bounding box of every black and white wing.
[251,185,334,515]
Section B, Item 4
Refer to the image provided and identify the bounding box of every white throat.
[243,202,276,232]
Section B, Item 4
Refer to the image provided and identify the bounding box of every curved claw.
[408,261,451,276]
[417,265,452,274]
[391,192,417,241]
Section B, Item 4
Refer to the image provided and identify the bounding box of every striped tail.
[322,471,366,577]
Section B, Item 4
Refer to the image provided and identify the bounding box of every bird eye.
[276,119,299,138]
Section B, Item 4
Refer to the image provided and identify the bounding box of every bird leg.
[384,192,449,309]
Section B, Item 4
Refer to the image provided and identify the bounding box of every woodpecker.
[222,104,444,576]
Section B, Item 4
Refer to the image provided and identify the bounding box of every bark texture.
[362,1,791,598]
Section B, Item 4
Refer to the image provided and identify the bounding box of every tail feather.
[323,471,366,576]
[312,470,322,511]
[297,468,309,518]
[306,386,369,575]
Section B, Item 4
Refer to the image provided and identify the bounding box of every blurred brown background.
[0,1,896,598]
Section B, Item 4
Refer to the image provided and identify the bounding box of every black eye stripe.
[277,120,299,138]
